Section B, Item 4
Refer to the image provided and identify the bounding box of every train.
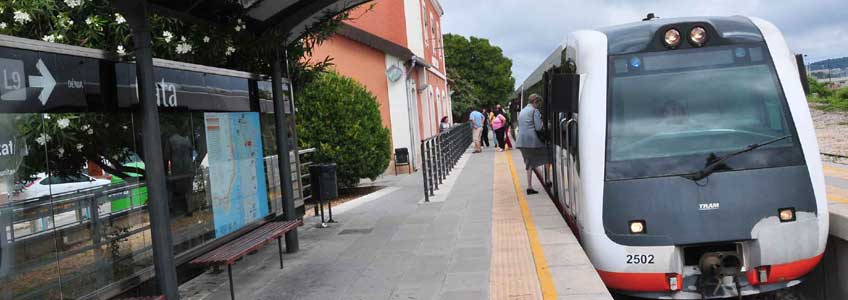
[515,16,828,299]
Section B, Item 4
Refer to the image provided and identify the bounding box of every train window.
[605,44,804,180]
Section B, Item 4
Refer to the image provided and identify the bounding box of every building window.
[422,1,429,47]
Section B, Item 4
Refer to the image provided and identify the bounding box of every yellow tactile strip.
[825,165,848,203]
[490,152,557,300]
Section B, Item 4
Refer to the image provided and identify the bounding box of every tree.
[0,0,347,85]
[295,72,391,188]
[443,34,515,120]
[0,0,349,182]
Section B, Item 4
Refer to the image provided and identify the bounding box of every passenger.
[488,108,499,149]
[481,109,490,148]
[496,104,513,150]
[469,108,485,153]
[517,94,549,195]
[659,100,689,127]
[492,109,507,152]
[439,116,450,132]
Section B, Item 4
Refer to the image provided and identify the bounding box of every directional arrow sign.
[27,59,55,106]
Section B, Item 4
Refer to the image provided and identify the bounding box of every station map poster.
[204,112,269,237]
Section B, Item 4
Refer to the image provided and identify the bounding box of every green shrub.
[808,76,831,98]
[295,72,391,188]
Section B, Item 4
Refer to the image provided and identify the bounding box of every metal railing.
[298,148,317,204]
[822,152,848,164]
[262,147,316,214]
[421,124,473,202]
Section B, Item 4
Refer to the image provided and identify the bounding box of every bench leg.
[277,237,284,269]
[228,264,235,300]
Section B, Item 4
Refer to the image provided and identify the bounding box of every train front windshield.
[605,44,805,180]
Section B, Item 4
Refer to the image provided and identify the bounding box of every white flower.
[234,25,243,32]
[115,13,126,24]
[175,42,193,54]
[64,0,82,8]
[162,31,174,43]
[13,11,31,24]
[180,36,186,42]
[81,124,90,131]
[35,134,51,146]
[85,17,94,25]
[57,118,70,129]
[116,45,126,56]
[67,19,74,26]
[0,23,7,30]
[76,143,84,151]
[43,114,51,120]
[203,36,210,43]
[57,148,65,157]
[42,34,63,43]
[87,128,94,135]
[225,46,236,56]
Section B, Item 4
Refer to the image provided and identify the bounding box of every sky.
[439,0,848,87]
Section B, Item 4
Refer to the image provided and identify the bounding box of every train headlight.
[689,26,708,47]
[756,266,771,284]
[778,207,796,222]
[629,220,646,234]
[663,29,681,48]
[666,273,680,291]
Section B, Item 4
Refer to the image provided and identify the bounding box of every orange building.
[309,0,451,171]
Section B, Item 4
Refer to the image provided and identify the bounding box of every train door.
[546,56,581,228]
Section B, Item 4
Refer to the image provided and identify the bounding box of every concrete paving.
[180,149,495,300]
[824,162,848,240]
[179,147,613,300]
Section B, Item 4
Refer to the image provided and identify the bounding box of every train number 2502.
[626,254,654,264]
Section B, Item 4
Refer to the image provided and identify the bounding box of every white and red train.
[517,16,828,299]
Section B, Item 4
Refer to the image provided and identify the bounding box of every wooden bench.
[190,220,301,300]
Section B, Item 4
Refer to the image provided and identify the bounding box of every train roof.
[600,15,764,55]
[517,16,765,94]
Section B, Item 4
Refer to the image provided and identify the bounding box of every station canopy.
[147,0,371,43]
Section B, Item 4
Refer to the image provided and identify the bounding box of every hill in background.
[810,57,848,71]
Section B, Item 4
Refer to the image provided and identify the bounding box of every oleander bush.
[295,72,391,188]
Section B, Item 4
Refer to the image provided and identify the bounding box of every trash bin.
[309,163,338,203]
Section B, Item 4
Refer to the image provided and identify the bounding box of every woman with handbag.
[492,110,507,152]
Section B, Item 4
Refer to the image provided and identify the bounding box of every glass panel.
[260,113,282,215]
[166,111,272,254]
[0,113,63,300]
[606,44,804,180]
[161,112,215,255]
[37,112,152,299]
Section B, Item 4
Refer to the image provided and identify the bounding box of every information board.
[204,112,269,237]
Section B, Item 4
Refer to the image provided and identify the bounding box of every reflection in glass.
[161,112,215,255]
[0,111,154,299]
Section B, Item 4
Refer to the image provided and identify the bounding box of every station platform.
[179,148,612,300]
[824,161,848,241]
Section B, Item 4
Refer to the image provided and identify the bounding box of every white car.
[12,173,111,201]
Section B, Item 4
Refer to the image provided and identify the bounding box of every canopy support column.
[272,50,299,253]
[113,1,179,299]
